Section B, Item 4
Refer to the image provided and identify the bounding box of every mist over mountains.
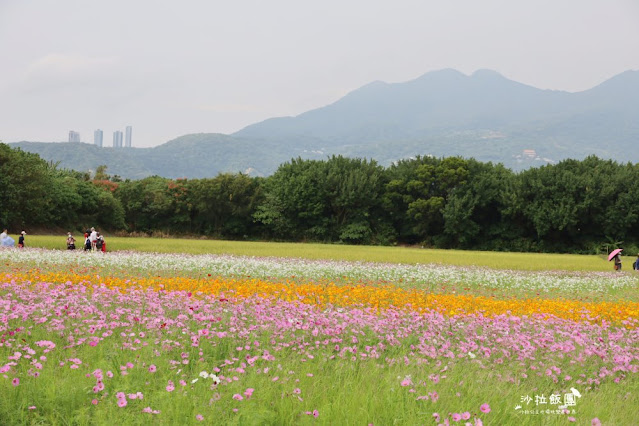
[9,69,639,179]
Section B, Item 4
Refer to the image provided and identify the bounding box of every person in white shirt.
[89,227,98,251]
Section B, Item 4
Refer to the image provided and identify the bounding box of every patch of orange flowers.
[5,271,638,326]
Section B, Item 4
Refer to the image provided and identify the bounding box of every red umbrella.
[608,248,623,261]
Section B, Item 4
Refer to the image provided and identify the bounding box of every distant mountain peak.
[414,68,467,81]
[471,69,505,79]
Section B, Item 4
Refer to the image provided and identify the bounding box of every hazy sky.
[1,0,638,148]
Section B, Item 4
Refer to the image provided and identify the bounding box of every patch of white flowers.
[1,247,636,294]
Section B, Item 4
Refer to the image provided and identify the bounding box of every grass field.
[1,238,637,425]
[23,234,630,272]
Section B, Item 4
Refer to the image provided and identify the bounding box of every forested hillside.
[10,134,290,179]
[10,70,639,178]
[2,143,638,254]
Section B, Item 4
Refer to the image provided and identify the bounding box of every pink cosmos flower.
[433,413,440,421]
[196,415,204,421]
[293,388,301,394]
[232,394,244,401]
[480,403,491,413]
[12,378,19,387]
[91,399,98,405]
[244,388,254,398]
[313,410,319,418]
[452,413,462,422]
[117,399,127,408]
[148,365,157,373]
[568,417,576,422]
[591,419,602,426]
[462,412,471,420]
[28,406,36,410]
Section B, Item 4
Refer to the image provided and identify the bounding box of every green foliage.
[442,160,518,249]
[255,156,388,244]
[0,143,126,232]
[384,156,469,243]
[186,173,263,237]
[0,143,51,228]
[3,141,639,254]
[514,156,639,252]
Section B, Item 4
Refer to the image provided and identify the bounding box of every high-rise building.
[68,131,81,143]
[113,130,123,148]
[125,126,132,148]
[94,129,103,147]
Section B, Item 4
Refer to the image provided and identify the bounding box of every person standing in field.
[66,232,76,250]
[614,253,622,271]
[633,254,639,271]
[99,233,106,252]
[18,230,26,248]
[96,232,104,252]
[90,227,98,251]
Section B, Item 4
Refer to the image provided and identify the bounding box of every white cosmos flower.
[199,371,209,379]
[2,248,637,294]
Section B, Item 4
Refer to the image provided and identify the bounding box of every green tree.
[0,143,52,228]
[442,160,518,249]
[256,156,389,243]
[115,177,186,233]
[383,156,469,245]
[186,173,263,237]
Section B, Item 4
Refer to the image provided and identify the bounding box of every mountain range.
[9,68,639,179]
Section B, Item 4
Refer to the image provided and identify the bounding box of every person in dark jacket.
[18,230,26,248]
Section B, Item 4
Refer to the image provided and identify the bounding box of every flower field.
[1,249,638,425]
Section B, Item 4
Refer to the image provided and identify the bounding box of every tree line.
[2,143,638,254]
